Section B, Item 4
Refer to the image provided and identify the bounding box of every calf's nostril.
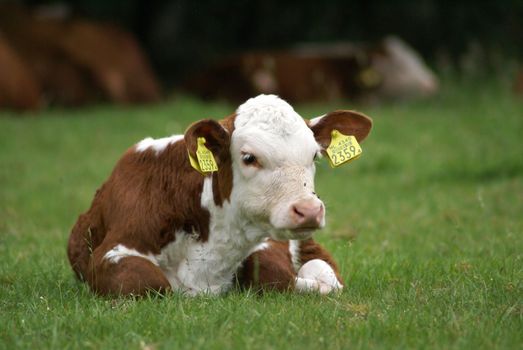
[293,206,305,218]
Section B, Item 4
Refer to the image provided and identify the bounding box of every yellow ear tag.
[325,130,362,168]
[188,137,218,175]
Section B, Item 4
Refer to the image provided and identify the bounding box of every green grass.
[1,81,522,349]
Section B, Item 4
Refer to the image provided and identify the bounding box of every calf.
[67,94,372,296]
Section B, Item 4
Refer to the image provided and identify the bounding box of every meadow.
[0,80,522,349]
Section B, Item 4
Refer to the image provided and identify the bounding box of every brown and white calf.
[67,94,372,296]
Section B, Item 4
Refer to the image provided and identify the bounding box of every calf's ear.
[185,119,231,164]
[309,110,373,150]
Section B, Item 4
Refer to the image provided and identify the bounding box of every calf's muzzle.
[290,199,324,229]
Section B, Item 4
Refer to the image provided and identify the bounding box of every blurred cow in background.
[0,4,161,111]
[0,32,41,110]
[184,36,439,104]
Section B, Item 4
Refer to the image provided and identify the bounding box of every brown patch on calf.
[211,158,233,207]
[211,113,237,206]
[110,141,212,245]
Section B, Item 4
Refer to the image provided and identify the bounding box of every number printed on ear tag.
[325,130,362,168]
[188,137,218,175]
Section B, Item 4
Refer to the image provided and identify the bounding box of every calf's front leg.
[295,259,343,295]
[237,239,344,294]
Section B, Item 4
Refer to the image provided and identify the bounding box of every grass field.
[1,80,522,349]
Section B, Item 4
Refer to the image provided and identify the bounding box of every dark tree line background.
[23,0,523,86]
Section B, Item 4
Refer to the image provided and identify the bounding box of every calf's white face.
[185,94,372,241]
[231,95,324,240]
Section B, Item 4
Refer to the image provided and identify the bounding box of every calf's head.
[186,95,372,240]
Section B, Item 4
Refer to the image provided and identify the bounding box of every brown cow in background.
[183,36,439,104]
[0,4,161,111]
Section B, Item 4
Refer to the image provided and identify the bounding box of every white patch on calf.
[295,259,343,294]
[288,240,301,272]
[135,134,183,154]
[248,238,270,255]
[155,176,270,295]
[104,244,159,266]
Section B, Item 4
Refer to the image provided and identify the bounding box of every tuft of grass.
[1,81,522,349]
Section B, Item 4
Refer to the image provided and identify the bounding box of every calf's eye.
[241,153,258,166]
